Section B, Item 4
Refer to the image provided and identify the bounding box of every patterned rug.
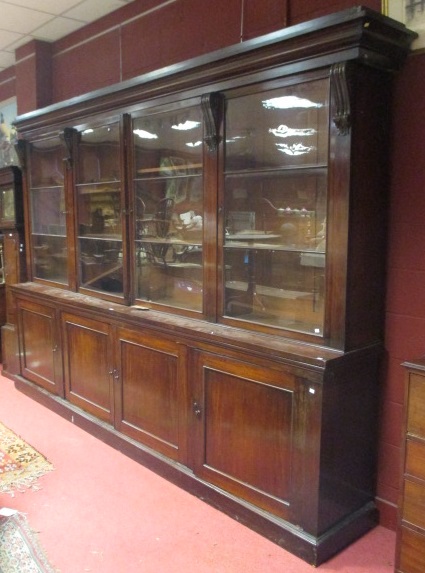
[0,422,53,495]
[0,512,56,572]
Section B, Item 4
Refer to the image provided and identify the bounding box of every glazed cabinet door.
[114,326,187,463]
[74,118,127,302]
[131,100,206,316]
[220,75,329,339]
[189,350,320,525]
[26,134,73,287]
[16,297,63,395]
[61,312,114,424]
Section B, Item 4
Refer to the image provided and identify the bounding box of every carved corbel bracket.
[201,92,224,152]
[61,127,78,169]
[331,63,351,136]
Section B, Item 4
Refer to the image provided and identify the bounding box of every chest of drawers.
[396,360,425,573]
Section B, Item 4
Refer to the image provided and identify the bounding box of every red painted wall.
[0,68,15,102]
[52,29,121,103]
[289,0,380,22]
[12,0,381,111]
[48,0,290,103]
[378,51,425,528]
[4,0,415,530]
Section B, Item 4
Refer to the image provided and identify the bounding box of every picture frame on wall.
[0,97,18,168]
[387,0,425,49]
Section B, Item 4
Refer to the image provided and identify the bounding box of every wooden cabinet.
[1,230,27,372]
[7,7,416,567]
[396,360,425,573]
[0,166,25,367]
[10,281,382,564]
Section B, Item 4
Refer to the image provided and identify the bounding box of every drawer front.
[398,526,425,573]
[406,440,425,481]
[407,374,425,438]
[403,480,425,530]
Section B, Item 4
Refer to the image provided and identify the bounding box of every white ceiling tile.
[0,30,23,51]
[31,17,86,41]
[0,0,137,69]
[0,3,54,34]
[64,0,127,23]
[1,0,84,15]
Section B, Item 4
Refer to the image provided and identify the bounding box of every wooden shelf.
[137,163,202,174]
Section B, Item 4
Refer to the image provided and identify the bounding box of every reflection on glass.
[133,106,204,312]
[79,236,123,294]
[29,137,68,284]
[226,80,329,170]
[0,240,4,284]
[1,188,15,223]
[76,122,124,296]
[224,79,329,335]
[262,95,323,109]
[77,124,120,184]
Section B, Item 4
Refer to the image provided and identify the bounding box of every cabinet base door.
[115,327,186,463]
[61,313,114,423]
[17,298,63,395]
[190,351,316,524]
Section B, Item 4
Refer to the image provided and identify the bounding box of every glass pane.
[29,137,68,285]
[0,239,4,284]
[79,237,123,294]
[133,106,204,312]
[77,123,120,184]
[224,246,325,335]
[77,182,123,294]
[30,187,67,284]
[226,79,329,171]
[75,121,124,297]
[133,109,202,177]
[77,182,121,237]
[223,79,329,336]
[30,138,64,188]
[224,172,327,244]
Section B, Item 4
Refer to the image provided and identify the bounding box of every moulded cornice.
[14,6,417,137]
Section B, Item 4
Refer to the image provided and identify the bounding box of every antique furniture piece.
[395,359,425,573]
[4,7,416,565]
[0,165,25,363]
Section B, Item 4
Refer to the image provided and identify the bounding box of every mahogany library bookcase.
[3,7,416,565]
